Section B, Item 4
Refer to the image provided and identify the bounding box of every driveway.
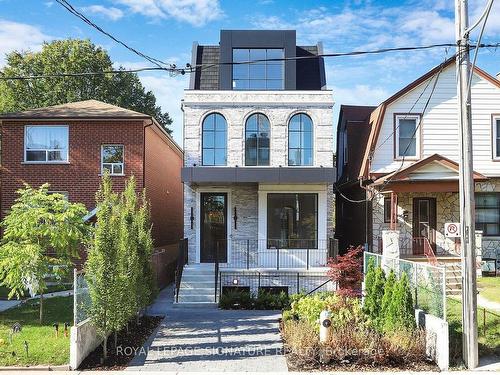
[127,300,288,372]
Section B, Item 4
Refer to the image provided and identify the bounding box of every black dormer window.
[232,48,284,90]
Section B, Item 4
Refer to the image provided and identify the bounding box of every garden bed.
[78,315,162,370]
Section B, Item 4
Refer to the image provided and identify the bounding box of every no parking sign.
[445,222,461,238]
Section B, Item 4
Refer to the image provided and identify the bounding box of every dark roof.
[0,100,150,119]
[192,45,324,90]
[337,105,377,184]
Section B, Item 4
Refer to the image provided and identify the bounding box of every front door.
[200,192,227,263]
[412,197,437,254]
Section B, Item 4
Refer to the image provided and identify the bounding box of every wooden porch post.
[390,192,398,230]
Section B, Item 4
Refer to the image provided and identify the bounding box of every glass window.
[245,113,270,166]
[396,116,419,158]
[494,118,500,158]
[232,48,284,90]
[267,193,318,249]
[475,193,500,236]
[25,125,69,162]
[202,113,227,166]
[288,113,313,166]
[384,197,391,223]
[102,145,124,175]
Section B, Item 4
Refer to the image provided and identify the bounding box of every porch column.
[390,192,398,230]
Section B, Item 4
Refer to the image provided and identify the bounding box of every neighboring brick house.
[177,30,336,304]
[0,99,183,248]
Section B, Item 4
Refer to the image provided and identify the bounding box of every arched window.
[245,113,270,166]
[288,113,313,166]
[202,113,227,166]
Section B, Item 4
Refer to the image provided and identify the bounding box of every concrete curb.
[0,364,70,371]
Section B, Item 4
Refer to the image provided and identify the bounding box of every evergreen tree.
[363,258,376,314]
[363,266,386,327]
[86,175,121,359]
[381,270,396,332]
[385,272,416,332]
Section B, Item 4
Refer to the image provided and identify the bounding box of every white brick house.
[178,30,336,302]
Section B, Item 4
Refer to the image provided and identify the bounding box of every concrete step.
[177,294,216,303]
[179,287,215,295]
[172,302,218,308]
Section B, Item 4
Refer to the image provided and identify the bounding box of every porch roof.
[371,153,487,193]
[181,166,336,184]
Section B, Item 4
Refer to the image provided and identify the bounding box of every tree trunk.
[103,336,108,360]
[39,293,44,324]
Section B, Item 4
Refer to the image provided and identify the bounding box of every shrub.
[282,319,320,368]
[364,267,386,328]
[289,292,340,326]
[385,272,416,332]
[255,291,290,310]
[380,270,396,331]
[219,289,253,309]
[327,246,363,298]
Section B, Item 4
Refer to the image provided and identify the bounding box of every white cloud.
[80,5,124,21]
[139,73,188,144]
[115,0,223,26]
[333,84,390,107]
[0,20,50,66]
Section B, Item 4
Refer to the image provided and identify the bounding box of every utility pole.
[455,0,478,369]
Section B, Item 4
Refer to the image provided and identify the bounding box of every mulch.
[79,315,162,371]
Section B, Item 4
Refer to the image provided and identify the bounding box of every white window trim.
[395,114,420,161]
[492,116,500,160]
[101,144,125,176]
[24,125,69,164]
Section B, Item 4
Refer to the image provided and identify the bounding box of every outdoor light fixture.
[232,278,239,285]
[233,206,238,229]
[190,207,194,229]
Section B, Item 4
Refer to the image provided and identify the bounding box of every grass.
[447,296,500,365]
[0,296,73,366]
[0,284,72,300]
[477,277,500,304]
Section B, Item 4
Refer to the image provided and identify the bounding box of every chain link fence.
[363,252,447,320]
[73,269,91,325]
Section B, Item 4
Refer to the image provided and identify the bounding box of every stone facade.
[371,178,500,260]
[182,90,336,267]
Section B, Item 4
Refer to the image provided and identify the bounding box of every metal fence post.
[306,248,310,270]
[258,272,261,290]
[246,239,250,270]
[276,248,280,270]
[442,267,447,321]
[73,268,77,325]
[296,273,300,294]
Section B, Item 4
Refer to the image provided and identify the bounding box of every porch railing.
[174,238,188,303]
[213,238,332,270]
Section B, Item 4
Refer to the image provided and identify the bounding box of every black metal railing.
[174,238,188,303]
[213,238,332,270]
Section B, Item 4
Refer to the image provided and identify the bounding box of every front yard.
[0,296,72,366]
[477,276,500,304]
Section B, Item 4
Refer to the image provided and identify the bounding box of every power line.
[55,0,181,73]
[0,67,166,81]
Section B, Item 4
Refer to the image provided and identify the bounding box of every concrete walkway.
[127,285,288,372]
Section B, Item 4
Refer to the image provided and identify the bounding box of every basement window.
[101,145,124,175]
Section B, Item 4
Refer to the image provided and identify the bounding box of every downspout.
[359,153,374,250]
[143,119,154,191]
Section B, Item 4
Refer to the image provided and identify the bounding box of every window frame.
[201,113,227,166]
[475,192,500,237]
[101,144,125,176]
[394,114,421,161]
[266,192,318,249]
[492,115,500,160]
[288,113,314,166]
[384,197,391,223]
[232,48,285,91]
[24,125,69,164]
[245,113,271,166]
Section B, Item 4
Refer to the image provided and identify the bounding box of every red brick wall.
[1,119,145,216]
[144,125,183,246]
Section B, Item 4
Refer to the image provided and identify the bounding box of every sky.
[1,0,500,145]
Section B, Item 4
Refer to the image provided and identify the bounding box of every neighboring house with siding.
[0,100,184,249]
[336,58,500,269]
[178,30,336,304]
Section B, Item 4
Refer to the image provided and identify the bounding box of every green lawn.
[0,296,72,366]
[447,297,500,365]
[477,277,500,304]
[0,284,72,300]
